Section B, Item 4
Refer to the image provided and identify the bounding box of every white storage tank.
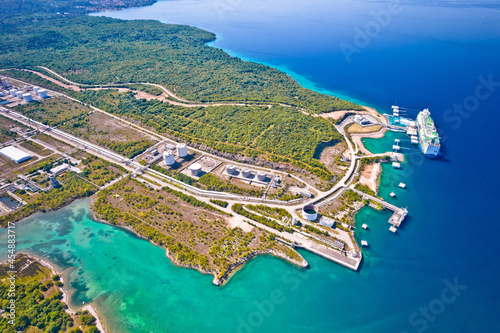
[177,143,188,158]
[163,151,175,166]
[9,89,17,96]
[226,164,236,175]
[302,205,318,222]
[256,171,267,181]
[189,163,202,176]
[241,168,251,178]
[16,91,24,98]
[22,93,33,102]
[23,85,29,90]
[37,90,48,98]
[33,87,40,93]
[0,92,3,97]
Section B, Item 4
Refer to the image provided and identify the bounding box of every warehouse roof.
[0,146,32,163]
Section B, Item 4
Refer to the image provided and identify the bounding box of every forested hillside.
[0,15,362,112]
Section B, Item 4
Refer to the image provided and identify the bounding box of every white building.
[0,146,31,163]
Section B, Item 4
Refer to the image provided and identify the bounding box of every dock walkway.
[349,186,408,227]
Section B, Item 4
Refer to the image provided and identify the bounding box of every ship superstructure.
[416,108,440,158]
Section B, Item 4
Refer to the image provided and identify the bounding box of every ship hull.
[418,142,439,158]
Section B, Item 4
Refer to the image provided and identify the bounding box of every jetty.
[350,186,408,227]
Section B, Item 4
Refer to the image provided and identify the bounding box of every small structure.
[0,146,31,163]
[354,115,372,127]
[151,148,159,156]
[362,224,368,230]
[50,163,70,175]
[163,151,175,166]
[189,163,202,176]
[319,216,335,228]
[389,226,397,233]
[49,174,60,188]
[226,165,237,175]
[399,183,406,189]
[256,171,267,181]
[361,240,368,247]
[22,93,33,103]
[302,204,318,221]
[177,143,188,158]
[241,168,251,178]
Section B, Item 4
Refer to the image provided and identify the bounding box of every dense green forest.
[78,90,342,179]
[0,255,99,333]
[0,13,362,113]
[0,0,156,21]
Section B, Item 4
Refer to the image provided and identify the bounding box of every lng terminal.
[389,105,441,158]
[1,72,437,278]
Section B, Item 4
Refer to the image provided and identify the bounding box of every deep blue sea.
[1,1,499,332]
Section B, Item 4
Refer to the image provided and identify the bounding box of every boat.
[416,108,440,158]
[361,240,368,247]
[390,192,396,197]
[399,183,406,189]
[362,224,368,230]
[389,226,397,233]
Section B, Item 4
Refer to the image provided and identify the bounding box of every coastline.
[4,252,108,333]
[88,196,308,286]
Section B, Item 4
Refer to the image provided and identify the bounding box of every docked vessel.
[416,109,440,158]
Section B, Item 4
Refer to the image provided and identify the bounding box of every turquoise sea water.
[1,0,500,332]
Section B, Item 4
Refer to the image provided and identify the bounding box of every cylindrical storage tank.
[177,143,188,158]
[302,205,318,222]
[24,85,29,90]
[242,168,251,178]
[49,174,60,188]
[23,93,33,102]
[0,92,3,97]
[16,91,24,98]
[33,87,40,93]
[189,163,202,176]
[256,171,267,181]
[226,164,236,175]
[163,151,175,166]
[37,90,48,98]
[10,89,17,96]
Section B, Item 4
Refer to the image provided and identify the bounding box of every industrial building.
[0,146,32,163]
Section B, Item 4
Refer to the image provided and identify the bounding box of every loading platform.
[350,186,409,228]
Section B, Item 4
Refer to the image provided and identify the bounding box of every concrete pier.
[350,186,408,227]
